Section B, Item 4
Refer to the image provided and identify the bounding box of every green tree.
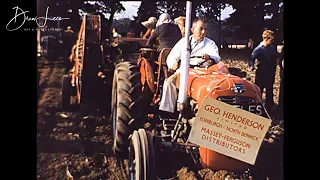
[135,0,159,22]
[83,0,125,38]
[156,1,186,18]
[224,0,283,43]
[38,0,125,38]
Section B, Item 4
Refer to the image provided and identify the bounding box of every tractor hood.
[176,62,261,107]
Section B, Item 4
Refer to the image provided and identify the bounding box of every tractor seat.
[153,48,172,103]
[155,48,172,66]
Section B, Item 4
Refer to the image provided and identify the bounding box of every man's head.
[262,29,274,46]
[156,13,172,27]
[174,16,185,27]
[191,19,207,40]
[141,17,157,30]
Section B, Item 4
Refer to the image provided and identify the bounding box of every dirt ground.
[37,50,283,180]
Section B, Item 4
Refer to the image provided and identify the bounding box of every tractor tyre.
[138,129,156,180]
[111,61,147,158]
[128,130,143,180]
[61,74,71,110]
[146,130,156,179]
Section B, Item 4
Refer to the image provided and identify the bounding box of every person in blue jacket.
[248,29,278,115]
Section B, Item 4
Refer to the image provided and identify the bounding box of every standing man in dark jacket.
[146,13,182,52]
[248,29,278,115]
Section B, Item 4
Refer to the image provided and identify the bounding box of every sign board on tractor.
[188,97,272,165]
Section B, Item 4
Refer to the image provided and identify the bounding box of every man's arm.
[248,46,260,70]
[143,28,152,39]
[146,27,160,47]
[206,40,221,62]
[167,38,184,70]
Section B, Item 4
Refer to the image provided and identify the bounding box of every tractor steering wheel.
[189,55,217,68]
[176,56,217,69]
[169,56,216,75]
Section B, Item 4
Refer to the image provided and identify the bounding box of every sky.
[114,1,236,20]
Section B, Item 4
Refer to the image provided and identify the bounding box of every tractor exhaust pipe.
[177,0,192,110]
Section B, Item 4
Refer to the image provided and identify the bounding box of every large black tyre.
[146,131,156,179]
[61,75,71,110]
[111,61,147,158]
[138,129,156,180]
[128,130,143,180]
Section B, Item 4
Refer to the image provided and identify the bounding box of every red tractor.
[60,6,282,180]
[110,2,283,180]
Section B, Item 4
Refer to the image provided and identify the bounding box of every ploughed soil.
[37,49,283,180]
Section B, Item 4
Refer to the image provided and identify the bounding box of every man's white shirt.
[166,35,221,70]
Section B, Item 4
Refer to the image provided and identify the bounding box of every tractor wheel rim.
[128,143,136,180]
[112,103,117,137]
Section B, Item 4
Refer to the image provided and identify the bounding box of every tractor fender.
[137,57,155,93]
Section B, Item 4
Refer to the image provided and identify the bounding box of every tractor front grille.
[216,96,255,105]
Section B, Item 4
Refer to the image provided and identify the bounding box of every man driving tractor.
[159,19,221,114]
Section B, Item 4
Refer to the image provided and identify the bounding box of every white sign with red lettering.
[188,97,272,165]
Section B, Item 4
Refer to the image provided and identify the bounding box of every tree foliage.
[38,0,125,37]
[136,0,283,42]
[156,1,186,18]
[135,0,159,22]
[196,1,229,23]
[225,0,283,42]
[39,0,283,42]
[83,0,125,38]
